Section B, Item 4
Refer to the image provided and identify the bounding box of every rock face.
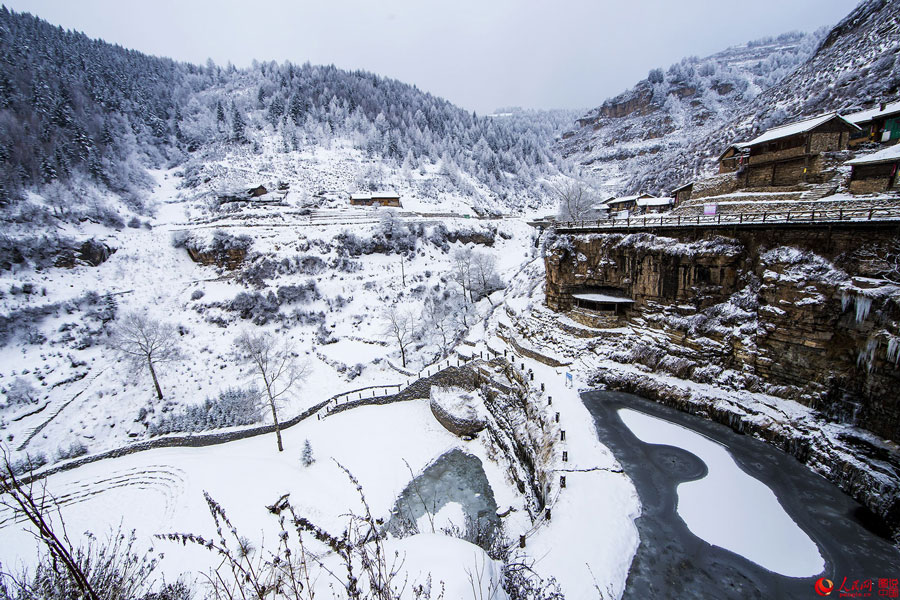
[430,386,487,438]
[545,225,900,441]
[54,238,117,268]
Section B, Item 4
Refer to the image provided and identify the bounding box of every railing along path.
[554,206,900,233]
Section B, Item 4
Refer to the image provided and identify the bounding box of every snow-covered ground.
[0,166,645,597]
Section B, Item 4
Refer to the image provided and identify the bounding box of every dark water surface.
[582,390,900,599]
[386,448,500,548]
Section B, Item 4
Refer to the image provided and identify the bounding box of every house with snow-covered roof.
[349,191,402,207]
[719,112,859,187]
[635,196,674,214]
[844,100,900,145]
[604,193,654,214]
[846,144,900,194]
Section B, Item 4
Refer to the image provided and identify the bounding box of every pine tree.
[216,100,226,128]
[231,102,245,142]
[301,439,314,466]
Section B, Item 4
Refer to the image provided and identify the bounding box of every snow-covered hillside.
[558,31,824,196]
[0,168,542,462]
[561,0,900,197]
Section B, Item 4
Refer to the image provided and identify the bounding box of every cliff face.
[544,227,900,441]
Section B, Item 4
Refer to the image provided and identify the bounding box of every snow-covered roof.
[671,181,694,193]
[846,144,900,166]
[589,203,610,211]
[742,112,860,148]
[371,191,400,198]
[350,193,372,200]
[717,144,749,162]
[636,196,674,207]
[605,194,654,205]
[572,293,635,304]
[844,101,900,125]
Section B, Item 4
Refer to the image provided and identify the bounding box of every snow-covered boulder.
[429,386,487,438]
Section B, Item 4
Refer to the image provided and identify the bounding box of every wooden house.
[349,191,402,207]
[846,145,900,194]
[722,113,860,187]
[670,182,693,205]
[636,196,673,214]
[845,100,900,145]
[717,145,748,173]
[248,185,268,198]
[605,193,654,214]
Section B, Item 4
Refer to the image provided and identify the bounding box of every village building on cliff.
[718,112,860,187]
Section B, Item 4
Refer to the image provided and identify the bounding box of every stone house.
[671,182,693,205]
[847,145,900,194]
[845,100,900,145]
[349,191,402,207]
[720,112,860,187]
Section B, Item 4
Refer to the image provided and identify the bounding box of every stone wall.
[850,176,893,195]
[545,226,900,441]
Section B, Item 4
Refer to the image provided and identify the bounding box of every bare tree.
[553,180,596,222]
[380,305,417,369]
[451,248,475,304]
[470,251,503,304]
[109,312,183,400]
[850,239,900,283]
[234,331,307,452]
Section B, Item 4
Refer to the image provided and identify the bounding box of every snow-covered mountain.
[0,8,578,220]
[710,0,900,152]
[557,31,824,195]
[560,0,900,196]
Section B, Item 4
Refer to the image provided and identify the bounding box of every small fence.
[320,346,507,416]
[555,206,900,233]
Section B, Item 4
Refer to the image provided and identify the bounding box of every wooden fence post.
[560,475,566,488]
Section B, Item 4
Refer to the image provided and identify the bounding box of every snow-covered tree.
[301,439,315,466]
[380,305,417,368]
[234,331,307,452]
[109,312,184,400]
[554,181,596,222]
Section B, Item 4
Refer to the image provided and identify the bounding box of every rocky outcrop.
[186,245,247,270]
[545,226,900,441]
[430,386,487,437]
[54,238,117,268]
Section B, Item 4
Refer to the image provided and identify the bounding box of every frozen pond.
[386,448,500,549]
[582,390,900,599]
[619,408,823,577]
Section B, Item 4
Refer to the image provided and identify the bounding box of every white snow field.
[0,400,513,597]
[0,163,644,597]
[618,408,824,577]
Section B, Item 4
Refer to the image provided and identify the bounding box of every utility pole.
[399,254,406,287]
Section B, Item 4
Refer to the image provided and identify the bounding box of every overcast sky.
[8,0,860,114]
